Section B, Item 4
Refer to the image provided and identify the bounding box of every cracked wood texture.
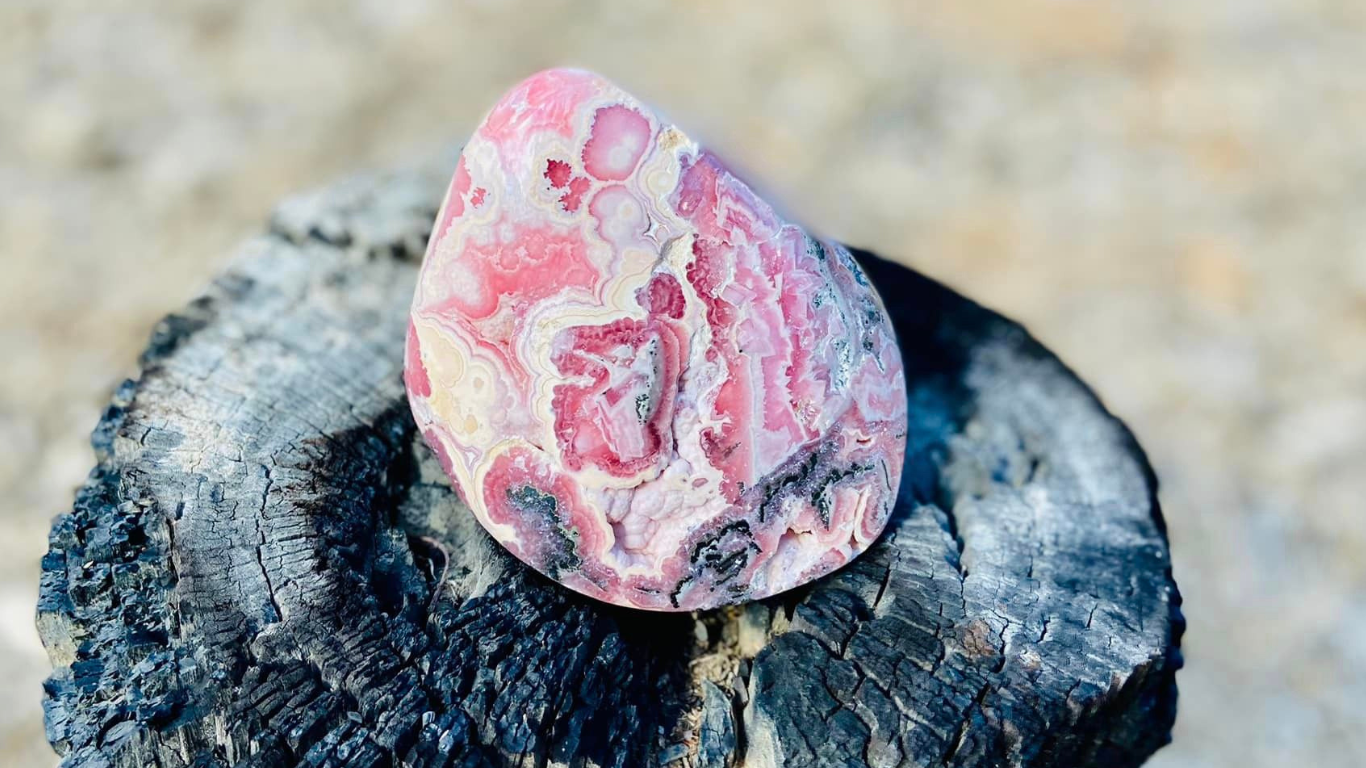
[38,164,1183,768]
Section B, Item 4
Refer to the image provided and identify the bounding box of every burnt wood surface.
[38,164,1183,768]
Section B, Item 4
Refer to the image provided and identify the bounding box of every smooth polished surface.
[406,70,907,610]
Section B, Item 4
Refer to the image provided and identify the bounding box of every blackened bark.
[38,164,1182,768]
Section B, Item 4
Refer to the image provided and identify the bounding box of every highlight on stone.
[405,68,909,611]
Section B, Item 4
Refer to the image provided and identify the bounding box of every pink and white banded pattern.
[406,69,907,610]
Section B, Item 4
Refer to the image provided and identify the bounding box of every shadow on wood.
[38,166,1183,768]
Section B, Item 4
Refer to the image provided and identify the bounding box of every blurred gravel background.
[3,1,1364,766]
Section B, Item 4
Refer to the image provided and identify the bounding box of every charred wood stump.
[38,164,1183,768]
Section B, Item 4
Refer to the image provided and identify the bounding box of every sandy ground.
[2,1,1364,766]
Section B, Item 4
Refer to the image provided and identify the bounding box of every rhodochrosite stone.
[407,69,908,611]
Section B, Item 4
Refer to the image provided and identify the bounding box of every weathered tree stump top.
[38,164,1183,768]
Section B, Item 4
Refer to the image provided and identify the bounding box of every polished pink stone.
[406,69,908,611]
